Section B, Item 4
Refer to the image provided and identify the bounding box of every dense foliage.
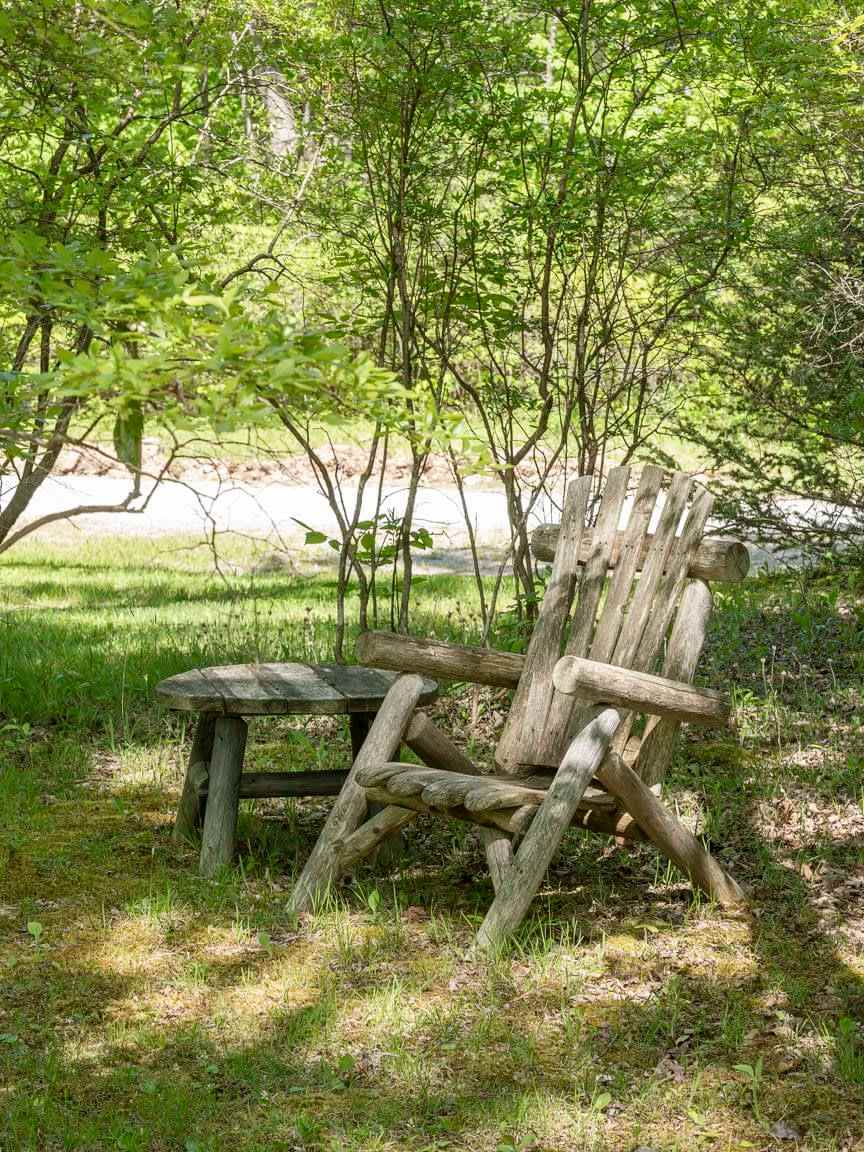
[1,0,860,577]
[0,0,392,551]
[682,11,864,550]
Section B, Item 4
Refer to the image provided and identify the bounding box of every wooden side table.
[156,663,438,877]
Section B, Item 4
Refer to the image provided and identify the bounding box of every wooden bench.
[156,662,437,876]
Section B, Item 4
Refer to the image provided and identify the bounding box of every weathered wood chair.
[288,467,750,949]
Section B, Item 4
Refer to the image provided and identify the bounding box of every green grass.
[2,538,864,1150]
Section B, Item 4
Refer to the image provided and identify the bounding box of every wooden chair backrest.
[495,466,715,778]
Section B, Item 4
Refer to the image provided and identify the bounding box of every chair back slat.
[545,466,667,754]
[601,482,714,759]
[610,473,695,670]
[496,467,716,775]
[638,577,714,787]
[494,476,591,773]
[632,486,714,670]
[510,465,631,772]
[587,465,665,664]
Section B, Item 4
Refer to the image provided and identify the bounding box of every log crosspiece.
[530,525,750,583]
[197,770,350,800]
[552,656,730,727]
[356,632,523,688]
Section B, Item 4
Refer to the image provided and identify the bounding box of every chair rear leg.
[476,708,621,951]
[405,712,479,775]
[480,828,514,893]
[351,711,402,866]
[287,674,427,916]
[596,754,746,908]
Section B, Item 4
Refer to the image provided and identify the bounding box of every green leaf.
[113,403,143,473]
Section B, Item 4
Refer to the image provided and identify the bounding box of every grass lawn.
[2,537,864,1151]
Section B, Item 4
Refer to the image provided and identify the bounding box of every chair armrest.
[356,630,523,688]
[553,656,730,728]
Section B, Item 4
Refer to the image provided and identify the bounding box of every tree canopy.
[1,0,860,573]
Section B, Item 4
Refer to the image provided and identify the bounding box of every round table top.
[155,662,438,716]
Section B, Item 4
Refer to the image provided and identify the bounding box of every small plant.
[590,1089,613,1113]
[834,1017,864,1085]
[295,1112,324,1142]
[317,1053,355,1092]
[26,920,43,946]
[1,720,32,744]
[496,1137,534,1152]
[733,1056,764,1121]
[295,511,434,654]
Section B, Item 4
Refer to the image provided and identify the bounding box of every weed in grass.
[125,880,176,923]
[718,994,749,1050]
[833,1016,864,1087]
[733,1056,764,1122]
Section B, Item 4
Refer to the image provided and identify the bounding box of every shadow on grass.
[4,745,864,1151]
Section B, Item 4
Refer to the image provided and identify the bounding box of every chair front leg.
[475,708,622,952]
[287,674,427,917]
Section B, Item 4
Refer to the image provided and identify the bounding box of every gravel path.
[7,473,822,572]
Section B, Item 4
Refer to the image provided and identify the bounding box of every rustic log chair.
[288,466,750,950]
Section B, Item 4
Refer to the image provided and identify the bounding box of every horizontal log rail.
[530,525,750,583]
[356,761,548,811]
[362,784,645,842]
[357,631,523,687]
[197,769,349,800]
[356,760,619,811]
[553,656,731,727]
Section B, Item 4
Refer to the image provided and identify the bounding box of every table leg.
[172,714,216,845]
[349,712,372,760]
[200,717,248,878]
[348,711,403,866]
